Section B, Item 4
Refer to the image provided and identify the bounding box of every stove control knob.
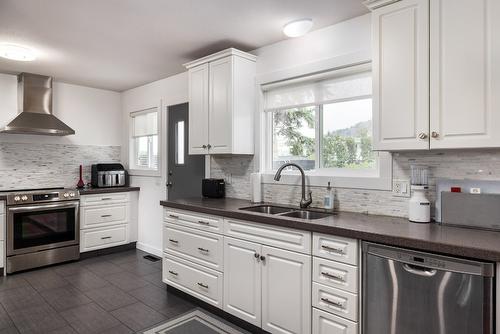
[14,196,21,202]
[69,192,75,197]
[21,195,28,201]
[63,193,70,198]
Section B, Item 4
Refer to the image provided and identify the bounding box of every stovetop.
[3,187,80,206]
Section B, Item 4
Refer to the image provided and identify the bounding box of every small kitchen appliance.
[202,178,225,198]
[409,165,430,223]
[5,188,80,273]
[91,163,127,188]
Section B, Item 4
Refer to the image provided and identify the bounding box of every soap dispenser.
[323,182,334,210]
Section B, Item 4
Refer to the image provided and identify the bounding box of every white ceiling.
[0,0,368,91]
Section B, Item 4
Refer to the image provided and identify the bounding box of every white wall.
[121,72,188,255]
[0,73,122,146]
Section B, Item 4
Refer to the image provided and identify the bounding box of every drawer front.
[81,224,128,252]
[0,214,4,241]
[163,254,223,308]
[224,218,311,254]
[0,241,3,268]
[313,233,358,265]
[313,257,358,294]
[164,209,222,234]
[163,223,223,271]
[82,204,128,229]
[313,282,358,322]
[313,307,358,334]
[80,193,129,207]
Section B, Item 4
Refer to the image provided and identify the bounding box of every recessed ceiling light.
[0,44,37,61]
[283,19,313,38]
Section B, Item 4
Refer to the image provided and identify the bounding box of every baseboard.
[136,242,162,257]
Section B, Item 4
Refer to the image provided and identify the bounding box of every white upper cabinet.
[371,0,430,150]
[368,0,500,150]
[430,0,500,149]
[184,48,257,155]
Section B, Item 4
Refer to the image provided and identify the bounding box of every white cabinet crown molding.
[364,0,401,10]
[183,48,257,69]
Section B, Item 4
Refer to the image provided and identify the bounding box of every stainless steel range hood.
[0,73,75,136]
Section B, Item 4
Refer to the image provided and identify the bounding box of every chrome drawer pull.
[321,245,345,254]
[321,271,345,282]
[169,239,179,244]
[169,214,179,219]
[101,214,112,218]
[168,270,178,276]
[321,297,345,309]
[197,282,209,288]
[101,197,112,201]
[197,220,210,226]
[198,247,209,253]
[101,236,112,240]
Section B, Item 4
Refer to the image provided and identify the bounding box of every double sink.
[239,205,333,220]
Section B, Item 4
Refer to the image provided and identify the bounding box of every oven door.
[7,201,79,256]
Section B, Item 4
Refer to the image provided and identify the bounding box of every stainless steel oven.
[6,189,80,273]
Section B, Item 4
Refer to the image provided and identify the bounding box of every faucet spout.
[273,163,313,209]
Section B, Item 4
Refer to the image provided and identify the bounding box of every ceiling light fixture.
[0,43,37,61]
[283,19,313,38]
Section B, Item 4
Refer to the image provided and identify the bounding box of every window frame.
[129,106,161,177]
[260,63,392,191]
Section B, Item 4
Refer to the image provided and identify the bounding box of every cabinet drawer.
[0,241,3,268]
[81,204,128,229]
[224,218,311,254]
[313,257,358,294]
[163,223,223,271]
[81,225,128,252]
[313,307,358,334]
[163,254,223,308]
[313,282,358,322]
[313,233,358,265]
[164,209,222,234]
[80,193,129,207]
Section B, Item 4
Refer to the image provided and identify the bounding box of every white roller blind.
[264,70,372,111]
[131,109,158,137]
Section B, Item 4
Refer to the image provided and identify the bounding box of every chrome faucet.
[273,163,312,209]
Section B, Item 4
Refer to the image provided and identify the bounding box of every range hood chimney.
[0,73,75,136]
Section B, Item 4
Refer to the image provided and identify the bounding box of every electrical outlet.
[393,179,411,197]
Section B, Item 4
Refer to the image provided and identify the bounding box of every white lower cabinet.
[313,308,358,334]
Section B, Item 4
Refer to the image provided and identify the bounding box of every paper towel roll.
[251,173,262,203]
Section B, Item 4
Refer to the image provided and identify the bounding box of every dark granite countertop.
[160,197,500,262]
[79,186,140,195]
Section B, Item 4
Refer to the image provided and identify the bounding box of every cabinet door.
[188,63,209,154]
[430,0,500,148]
[223,237,261,327]
[209,56,233,154]
[261,245,311,334]
[372,0,429,150]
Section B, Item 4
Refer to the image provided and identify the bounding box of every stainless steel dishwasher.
[362,242,494,334]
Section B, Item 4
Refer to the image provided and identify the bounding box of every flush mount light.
[283,19,313,38]
[0,44,37,61]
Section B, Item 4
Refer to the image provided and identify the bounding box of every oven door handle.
[8,202,79,212]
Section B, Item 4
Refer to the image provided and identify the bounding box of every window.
[263,64,391,190]
[130,108,159,174]
[175,121,185,165]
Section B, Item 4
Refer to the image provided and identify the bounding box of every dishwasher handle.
[402,263,437,277]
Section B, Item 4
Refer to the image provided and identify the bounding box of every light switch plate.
[393,179,411,197]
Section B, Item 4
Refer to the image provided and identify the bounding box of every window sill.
[128,169,161,177]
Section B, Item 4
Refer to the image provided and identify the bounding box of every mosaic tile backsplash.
[0,142,121,190]
[211,150,500,218]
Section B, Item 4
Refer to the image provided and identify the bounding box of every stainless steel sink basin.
[239,205,292,215]
[279,210,332,220]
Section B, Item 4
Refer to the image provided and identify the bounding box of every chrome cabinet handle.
[168,270,178,276]
[202,145,207,149]
[321,297,345,309]
[207,144,212,149]
[198,220,210,226]
[101,197,112,201]
[418,133,428,140]
[168,239,179,244]
[431,131,439,139]
[197,282,209,288]
[101,236,112,240]
[321,271,345,282]
[254,253,260,259]
[260,255,266,261]
[101,214,112,218]
[321,245,345,254]
[168,214,179,219]
[198,247,209,253]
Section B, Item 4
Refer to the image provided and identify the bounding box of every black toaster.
[202,178,225,198]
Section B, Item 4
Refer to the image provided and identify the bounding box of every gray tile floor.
[0,250,196,334]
